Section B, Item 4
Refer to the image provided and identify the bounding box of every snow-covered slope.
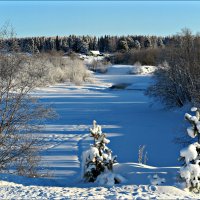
[0,65,197,199]
[107,65,133,75]
[0,163,198,199]
[107,64,156,75]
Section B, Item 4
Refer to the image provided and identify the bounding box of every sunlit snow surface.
[0,65,197,199]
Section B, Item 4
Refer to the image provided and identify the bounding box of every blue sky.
[0,1,200,37]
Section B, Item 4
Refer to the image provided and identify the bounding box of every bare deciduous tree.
[146,29,200,108]
[0,24,54,176]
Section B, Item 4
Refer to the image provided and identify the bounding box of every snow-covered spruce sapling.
[179,107,200,192]
[82,120,120,184]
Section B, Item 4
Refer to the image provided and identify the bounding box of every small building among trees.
[89,50,101,56]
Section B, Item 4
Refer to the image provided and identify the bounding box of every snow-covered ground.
[0,65,198,199]
[107,64,156,75]
[0,167,198,199]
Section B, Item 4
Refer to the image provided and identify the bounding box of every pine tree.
[117,37,129,52]
[55,35,60,51]
[134,40,141,50]
[76,39,89,54]
[144,37,152,48]
[81,120,119,183]
[179,107,200,192]
[157,38,165,48]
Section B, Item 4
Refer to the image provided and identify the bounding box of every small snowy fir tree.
[82,120,124,186]
[179,107,200,192]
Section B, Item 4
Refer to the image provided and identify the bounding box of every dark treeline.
[1,35,174,54]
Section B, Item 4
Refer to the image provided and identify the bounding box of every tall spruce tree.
[55,35,60,51]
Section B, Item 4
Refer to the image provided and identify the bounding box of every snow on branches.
[179,107,200,192]
[184,107,200,141]
[81,120,123,185]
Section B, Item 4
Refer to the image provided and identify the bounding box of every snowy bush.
[35,55,91,86]
[130,64,156,75]
[179,107,200,192]
[87,59,110,74]
[64,58,91,85]
[81,120,124,185]
[95,171,126,187]
[148,174,165,185]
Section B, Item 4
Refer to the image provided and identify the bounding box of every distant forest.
[1,35,176,54]
[2,29,200,108]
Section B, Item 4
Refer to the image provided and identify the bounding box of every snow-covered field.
[0,65,199,199]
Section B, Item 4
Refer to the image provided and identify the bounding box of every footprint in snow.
[148,185,157,192]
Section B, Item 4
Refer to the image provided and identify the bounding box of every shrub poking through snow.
[179,107,200,192]
[138,145,148,164]
[82,120,123,185]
